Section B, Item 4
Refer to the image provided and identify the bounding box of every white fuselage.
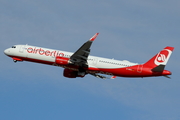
[5,44,138,69]
[4,44,173,78]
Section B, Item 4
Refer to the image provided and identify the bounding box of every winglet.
[89,33,99,41]
[111,76,117,79]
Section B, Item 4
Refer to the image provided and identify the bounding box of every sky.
[0,0,180,120]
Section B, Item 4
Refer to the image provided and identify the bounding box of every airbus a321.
[4,33,174,79]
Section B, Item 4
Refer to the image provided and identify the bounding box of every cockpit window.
[12,46,16,48]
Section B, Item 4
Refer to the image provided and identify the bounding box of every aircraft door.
[19,45,25,53]
[19,45,28,58]
[137,65,143,73]
[93,58,98,66]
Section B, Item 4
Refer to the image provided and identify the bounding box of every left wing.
[89,73,117,79]
[70,33,99,67]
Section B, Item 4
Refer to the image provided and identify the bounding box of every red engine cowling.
[63,69,77,78]
[55,56,70,65]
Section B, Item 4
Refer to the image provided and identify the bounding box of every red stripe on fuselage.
[8,56,170,78]
[8,55,54,65]
[87,65,170,77]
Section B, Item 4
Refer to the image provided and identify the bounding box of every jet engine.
[63,68,85,78]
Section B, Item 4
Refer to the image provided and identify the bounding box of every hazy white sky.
[1,0,180,120]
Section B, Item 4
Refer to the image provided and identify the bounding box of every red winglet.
[111,76,117,79]
[90,33,99,41]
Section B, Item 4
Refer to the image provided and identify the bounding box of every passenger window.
[12,46,16,48]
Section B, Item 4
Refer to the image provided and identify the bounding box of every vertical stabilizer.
[143,46,174,69]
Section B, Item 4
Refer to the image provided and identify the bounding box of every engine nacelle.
[63,69,86,78]
[55,56,70,65]
[63,69,77,78]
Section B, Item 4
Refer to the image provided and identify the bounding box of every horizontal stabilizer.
[164,75,171,79]
[151,65,165,72]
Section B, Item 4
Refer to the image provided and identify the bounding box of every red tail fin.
[143,46,174,68]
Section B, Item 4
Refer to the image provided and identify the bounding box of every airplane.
[4,33,174,79]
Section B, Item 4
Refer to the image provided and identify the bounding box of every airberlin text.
[27,47,64,57]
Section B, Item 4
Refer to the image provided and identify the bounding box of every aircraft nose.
[4,49,10,55]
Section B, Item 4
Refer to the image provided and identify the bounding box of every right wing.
[70,33,99,67]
